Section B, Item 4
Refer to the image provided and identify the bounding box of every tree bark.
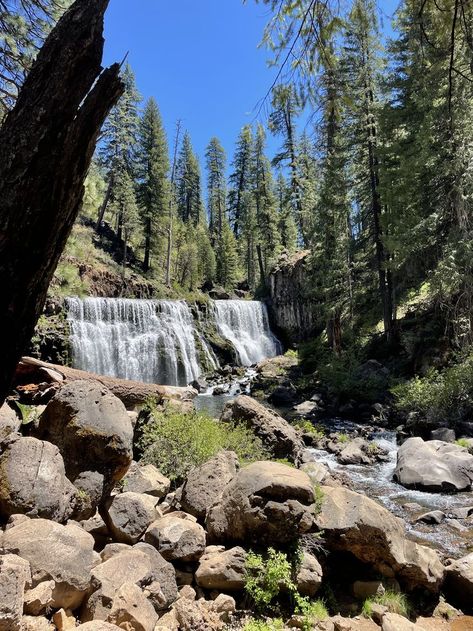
[0,0,124,406]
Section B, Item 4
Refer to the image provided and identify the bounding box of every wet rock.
[414,510,446,525]
[0,434,77,521]
[121,461,170,498]
[316,486,444,593]
[2,518,97,611]
[103,491,161,544]
[338,438,374,465]
[0,403,20,441]
[220,395,303,462]
[36,380,133,496]
[144,513,206,562]
[206,461,315,545]
[181,450,239,519]
[269,383,298,406]
[394,437,473,492]
[191,377,208,393]
[444,553,473,613]
[0,554,31,631]
[213,385,230,396]
[107,582,158,631]
[195,546,246,590]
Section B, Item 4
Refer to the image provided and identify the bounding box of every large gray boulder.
[103,492,160,544]
[394,437,473,492]
[444,552,473,613]
[220,395,303,462]
[0,434,77,522]
[1,518,98,611]
[36,380,133,495]
[316,486,444,593]
[144,513,206,562]
[206,461,315,545]
[180,451,239,519]
[83,544,177,621]
[0,554,31,631]
[195,546,246,591]
[0,403,20,441]
[107,582,158,631]
[121,462,170,498]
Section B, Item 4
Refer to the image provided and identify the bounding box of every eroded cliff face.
[267,251,317,343]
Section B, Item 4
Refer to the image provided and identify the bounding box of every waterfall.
[66,297,282,386]
[66,297,217,386]
[212,300,282,366]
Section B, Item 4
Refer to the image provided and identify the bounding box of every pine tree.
[96,64,141,234]
[228,125,254,238]
[205,137,227,242]
[137,97,170,273]
[276,172,298,253]
[176,132,204,225]
[216,219,239,289]
[109,168,140,273]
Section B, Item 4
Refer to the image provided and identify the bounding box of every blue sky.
[103,0,400,169]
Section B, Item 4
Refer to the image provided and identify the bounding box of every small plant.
[367,441,379,454]
[245,548,294,611]
[296,598,329,630]
[243,619,285,631]
[336,432,350,444]
[273,458,295,468]
[285,349,298,359]
[456,438,470,449]
[294,419,325,441]
[313,484,325,516]
[362,590,410,619]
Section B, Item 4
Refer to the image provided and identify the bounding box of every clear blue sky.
[103,0,400,169]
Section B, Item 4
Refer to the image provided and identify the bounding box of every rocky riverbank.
[1,374,473,630]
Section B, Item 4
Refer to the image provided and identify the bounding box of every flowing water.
[309,422,473,557]
[66,297,281,387]
[212,300,282,365]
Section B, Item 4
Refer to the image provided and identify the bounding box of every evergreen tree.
[97,64,141,234]
[228,125,254,237]
[176,132,204,225]
[216,219,239,289]
[137,97,170,273]
[205,137,227,241]
[276,172,298,253]
[109,168,140,273]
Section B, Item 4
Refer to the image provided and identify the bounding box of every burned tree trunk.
[0,0,123,405]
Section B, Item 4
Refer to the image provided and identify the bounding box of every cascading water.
[66,297,217,386]
[66,297,282,386]
[212,300,282,365]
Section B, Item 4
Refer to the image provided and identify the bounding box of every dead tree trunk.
[0,0,124,406]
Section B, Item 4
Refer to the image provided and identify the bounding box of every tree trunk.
[96,173,114,231]
[0,0,123,406]
[143,215,151,272]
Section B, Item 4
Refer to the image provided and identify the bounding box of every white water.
[66,297,281,386]
[66,298,217,386]
[213,300,282,365]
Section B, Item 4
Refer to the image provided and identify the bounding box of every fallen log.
[16,357,198,408]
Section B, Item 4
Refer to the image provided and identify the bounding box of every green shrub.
[243,620,285,631]
[362,590,410,618]
[392,355,473,425]
[456,438,471,449]
[138,407,269,485]
[245,548,294,611]
[336,432,349,444]
[293,419,325,440]
[296,598,329,630]
[313,484,325,516]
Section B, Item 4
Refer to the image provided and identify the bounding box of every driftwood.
[0,0,124,406]
[16,357,197,408]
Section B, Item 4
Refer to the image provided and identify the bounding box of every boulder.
[296,551,323,597]
[394,437,473,492]
[121,461,170,498]
[220,395,303,462]
[83,545,177,620]
[76,624,122,631]
[1,519,97,610]
[73,471,106,521]
[144,513,206,562]
[0,554,31,631]
[172,597,225,631]
[0,434,76,521]
[195,546,246,590]
[24,581,55,615]
[315,486,444,593]
[301,461,332,485]
[107,582,158,631]
[338,438,374,465]
[0,403,20,440]
[382,613,418,631]
[21,616,55,631]
[181,451,239,519]
[414,510,446,525]
[36,380,133,494]
[444,553,473,613]
[103,491,160,544]
[430,428,456,443]
[206,461,315,545]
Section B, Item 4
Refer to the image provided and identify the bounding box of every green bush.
[392,355,473,426]
[456,438,471,449]
[243,620,285,631]
[362,590,410,618]
[137,407,269,485]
